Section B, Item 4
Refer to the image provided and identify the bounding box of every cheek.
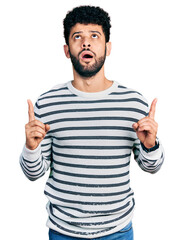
[68,40,80,52]
[69,45,79,57]
[96,45,106,56]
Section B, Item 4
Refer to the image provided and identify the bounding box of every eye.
[92,34,98,39]
[74,35,81,40]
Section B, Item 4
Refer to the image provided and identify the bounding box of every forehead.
[70,23,104,36]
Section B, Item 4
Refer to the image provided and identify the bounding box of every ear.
[64,45,70,58]
[106,42,112,56]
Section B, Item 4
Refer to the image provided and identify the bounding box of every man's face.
[64,23,111,78]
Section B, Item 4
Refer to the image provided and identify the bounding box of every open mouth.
[81,51,94,60]
[83,54,93,58]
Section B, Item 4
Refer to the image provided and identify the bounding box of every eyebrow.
[71,30,102,38]
[72,31,83,38]
[90,31,102,35]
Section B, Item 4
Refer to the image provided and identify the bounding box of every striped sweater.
[20,80,164,238]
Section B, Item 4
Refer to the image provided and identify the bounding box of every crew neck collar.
[67,80,118,99]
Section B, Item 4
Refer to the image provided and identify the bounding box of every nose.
[82,43,91,48]
[82,37,91,49]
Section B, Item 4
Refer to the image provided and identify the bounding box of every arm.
[133,138,164,174]
[132,98,164,173]
[19,99,52,181]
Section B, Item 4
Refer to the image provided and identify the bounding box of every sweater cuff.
[22,144,41,161]
[141,141,159,153]
[140,139,162,160]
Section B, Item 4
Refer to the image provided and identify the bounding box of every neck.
[72,66,113,93]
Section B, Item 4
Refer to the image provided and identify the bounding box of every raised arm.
[132,99,164,173]
[20,100,52,181]
[26,99,50,150]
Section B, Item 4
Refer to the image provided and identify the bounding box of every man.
[20,5,164,240]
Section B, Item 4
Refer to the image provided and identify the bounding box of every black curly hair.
[63,5,111,45]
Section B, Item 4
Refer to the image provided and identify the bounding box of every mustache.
[78,49,96,57]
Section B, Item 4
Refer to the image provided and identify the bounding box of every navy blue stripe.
[52,199,130,215]
[111,90,142,95]
[52,150,131,160]
[52,142,132,150]
[39,94,76,100]
[44,190,133,205]
[47,116,139,125]
[22,157,39,164]
[35,107,147,118]
[52,158,130,169]
[40,86,68,97]
[48,216,113,236]
[49,126,135,134]
[51,176,130,188]
[36,98,148,108]
[53,169,129,178]
[53,136,135,141]
[39,91,141,100]
[46,182,131,197]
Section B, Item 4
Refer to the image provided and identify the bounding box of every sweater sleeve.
[132,94,164,174]
[19,99,52,181]
[132,137,164,174]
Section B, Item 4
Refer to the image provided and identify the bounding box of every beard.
[69,48,106,78]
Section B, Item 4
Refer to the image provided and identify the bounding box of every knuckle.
[32,120,37,125]
[34,120,39,125]
[36,120,44,128]
[35,126,39,131]
[33,131,41,137]
[35,126,42,132]
[25,123,31,130]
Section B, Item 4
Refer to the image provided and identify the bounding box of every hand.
[25,99,50,150]
[132,98,158,149]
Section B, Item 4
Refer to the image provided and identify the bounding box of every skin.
[63,23,112,92]
[25,23,158,150]
[132,98,158,148]
[25,99,50,150]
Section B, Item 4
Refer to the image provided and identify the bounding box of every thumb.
[132,122,138,131]
[45,124,50,133]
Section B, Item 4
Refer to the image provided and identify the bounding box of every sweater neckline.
[67,80,118,99]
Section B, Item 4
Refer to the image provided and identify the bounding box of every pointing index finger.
[148,98,157,119]
[27,99,35,122]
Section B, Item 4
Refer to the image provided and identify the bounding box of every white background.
[0,0,184,239]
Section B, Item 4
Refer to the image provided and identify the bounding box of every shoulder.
[37,82,69,101]
[116,82,148,107]
[34,81,70,111]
